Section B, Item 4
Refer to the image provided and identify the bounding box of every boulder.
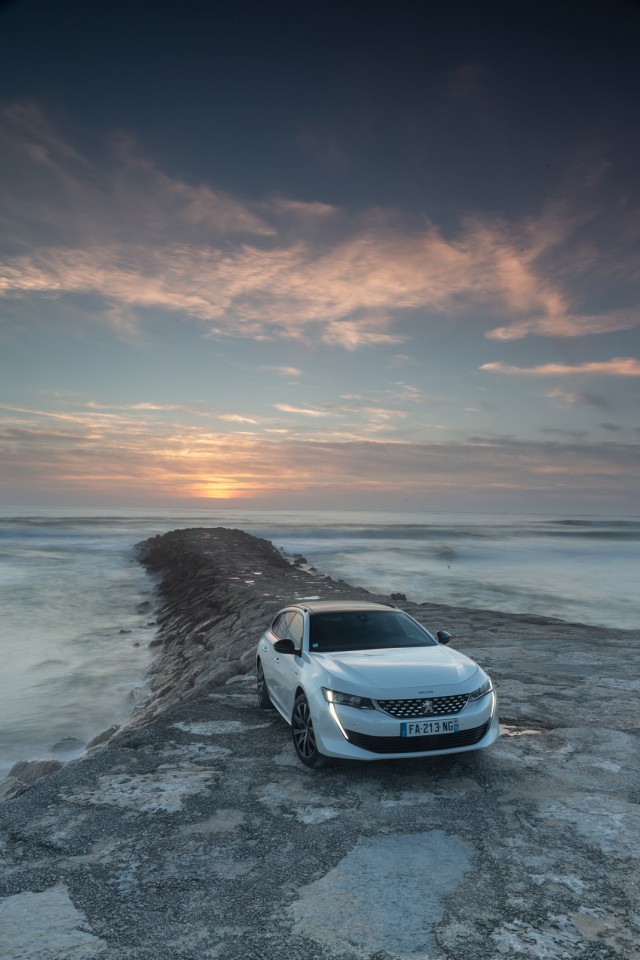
[86,724,121,748]
[8,759,63,784]
[50,737,84,753]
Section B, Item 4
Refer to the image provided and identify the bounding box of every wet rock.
[8,758,63,784]
[50,737,84,753]
[0,777,26,799]
[8,758,62,781]
[86,724,121,748]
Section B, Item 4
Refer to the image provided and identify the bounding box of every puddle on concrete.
[257,779,341,824]
[0,883,106,958]
[491,915,584,956]
[63,768,218,814]
[539,795,640,858]
[172,720,272,736]
[290,830,473,958]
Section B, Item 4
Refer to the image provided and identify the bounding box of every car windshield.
[309,610,437,652]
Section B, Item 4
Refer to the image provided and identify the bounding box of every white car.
[256,600,499,767]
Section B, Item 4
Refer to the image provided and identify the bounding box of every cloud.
[481,358,640,377]
[0,101,273,247]
[273,403,331,417]
[485,310,637,342]
[544,388,610,409]
[598,422,622,432]
[218,414,259,424]
[2,400,638,508]
[1,102,639,350]
[2,101,86,167]
[541,428,588,440]
[267,197,337,219]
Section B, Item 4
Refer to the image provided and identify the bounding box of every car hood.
[311,646,478,694]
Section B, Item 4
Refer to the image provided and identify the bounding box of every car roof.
[287,599,398,614]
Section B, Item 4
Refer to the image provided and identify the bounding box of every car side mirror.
[274,637,296,654]
[436,630,452,645]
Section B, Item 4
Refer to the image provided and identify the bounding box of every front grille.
[345,721,490,755]
[376,694,469,718]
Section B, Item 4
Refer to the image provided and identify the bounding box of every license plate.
[401,718,459,737]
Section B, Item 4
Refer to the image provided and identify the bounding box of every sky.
[0,0,639,513]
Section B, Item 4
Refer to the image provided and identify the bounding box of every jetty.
[1,527,638,959]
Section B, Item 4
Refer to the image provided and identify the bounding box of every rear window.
[309,610,436,652]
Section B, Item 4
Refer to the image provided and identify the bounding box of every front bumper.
[310,689,499,761]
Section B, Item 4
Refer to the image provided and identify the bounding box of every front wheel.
[291,694,328,768]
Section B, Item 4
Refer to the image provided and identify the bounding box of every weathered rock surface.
[0,526,638,959]
[124,527,379,724]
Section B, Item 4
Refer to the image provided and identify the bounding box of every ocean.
[1,508,638,777]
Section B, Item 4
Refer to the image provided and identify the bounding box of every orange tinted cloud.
[273,403,331,417]
[480,357,640,377]
[2,401,638,506]
[217,414,260,424]
[2,103,638,350]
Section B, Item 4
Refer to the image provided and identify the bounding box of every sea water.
[0,509,638,777]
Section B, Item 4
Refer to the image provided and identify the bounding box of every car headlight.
[468,677,493,701]
[322,688,374,709]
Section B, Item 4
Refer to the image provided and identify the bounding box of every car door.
[270,610,305,718]
[259,611,289,709]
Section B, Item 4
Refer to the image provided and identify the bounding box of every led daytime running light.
[322,688,374,709]
[468,678,492,701]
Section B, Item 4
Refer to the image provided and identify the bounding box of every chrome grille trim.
[376,694,469,718]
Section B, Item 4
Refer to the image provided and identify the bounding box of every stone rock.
[86,723,121,748]
[50,737,84,753]
[7,759,63,784]
[0,777,26,799]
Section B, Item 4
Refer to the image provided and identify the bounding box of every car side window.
[285,611,304,651]
[272,612,291,639]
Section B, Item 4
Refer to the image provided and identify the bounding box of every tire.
[256,660,274,709]
[291,694,328,768]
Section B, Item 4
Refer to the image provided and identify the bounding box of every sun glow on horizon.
[191,479,246,500]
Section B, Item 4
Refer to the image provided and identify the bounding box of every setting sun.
[191,479,244,500]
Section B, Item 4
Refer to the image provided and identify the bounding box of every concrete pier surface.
[1,527,638,959]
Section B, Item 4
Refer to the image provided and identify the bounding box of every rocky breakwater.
[127,526,382,730]
[1,527,639,960]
